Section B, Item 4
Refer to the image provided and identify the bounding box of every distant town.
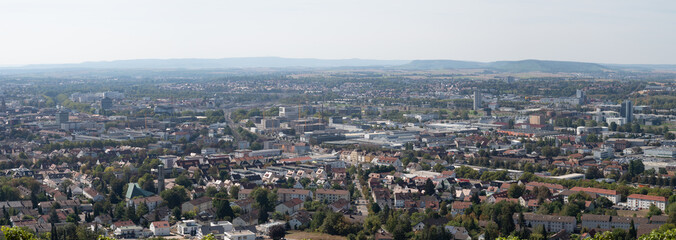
[0,64,675,240]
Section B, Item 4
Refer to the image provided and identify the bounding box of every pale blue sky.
[1,0,675,65]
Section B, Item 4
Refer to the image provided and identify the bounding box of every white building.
[224,230,256,240]
[150,221,171,236]
[513,213,576,233]
[114,226,143,239]
[256,221,286,236]
[627,194,667,211]
[177,220,200,236]
[644,147,676,158]
[593,146,615,160]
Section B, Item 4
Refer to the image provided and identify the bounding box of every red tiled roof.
[452,201,472,210]
[283,198,304,208]
[315,189,349,195]
[152,221,170,228]
[570,187,617,196]
[627,194,666,202]
[113,220,135,227]
[525,182,565,190]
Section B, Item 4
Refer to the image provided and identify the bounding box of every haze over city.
[1,0,676,65]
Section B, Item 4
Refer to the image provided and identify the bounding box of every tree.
[647,204,663,218]
[470,191,480,204]
[201,234,218,240]
[561,203,581,217]
[665,132,675,140]
[160,186,188,209]
[250,188,276,217]
[594,197,614,209]
[424,179,435,195]
[126,203,138,223]
[1,226,39,240]
[51,223,57,240]
[269,225,286,240]
[258,209,269,224]
[586,166,604,179]
[175,175,193,189]
[66,213,80,223]
[507,184,525,198]
[635,227,676,240]
[432,164,444,173]
[49,208,60,223]
[137,202,149,220]
[440,202,448,216]
[30,191,38,209]
[229,186,239,198]
[213,192,234,220]
[173,207,182,221]
[370,202,381,214]
[629,160,645,176]
[629,219,637,239]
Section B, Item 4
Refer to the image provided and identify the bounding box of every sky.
[1,0,676,65]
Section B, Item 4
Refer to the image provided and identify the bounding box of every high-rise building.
[56,111,69,125]
[101,97,113,110]
[156,164,165,194]
[279,106,300,120]
[576,89,586,104]
[473,91,482,111]
[0,97,5,113]
[620,100,633,122]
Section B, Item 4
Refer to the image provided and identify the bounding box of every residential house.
[177,220,200,237]
[372,188,392,208]
[182,196,213,213]
[289,210,311,230]
[413,218,449,231]
[419,195,439,209]
[329,198,350,212]
[277,188,313,202]
[275,198,304,215]
[232,199,254,214]
[315,189,350,204]
[128,195,163,211]
[233,210,259,227]
[150,221,171,236]
[451,202,472,216]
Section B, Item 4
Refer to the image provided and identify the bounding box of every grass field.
[616,209,649,218]
[286,231,348,240]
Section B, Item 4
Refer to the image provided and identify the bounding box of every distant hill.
[603,63,676,71]
[489,60,609,73]
[17,57,410,69]
[397,59,610,73]
[8,57,675,73]
[396,60,487,70]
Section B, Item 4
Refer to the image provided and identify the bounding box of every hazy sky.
[1,0,675,65]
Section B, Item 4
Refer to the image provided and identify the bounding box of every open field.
[617,209,649,218]
[286,231,348,240]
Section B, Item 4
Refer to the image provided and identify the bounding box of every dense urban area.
[0,63,675,240]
